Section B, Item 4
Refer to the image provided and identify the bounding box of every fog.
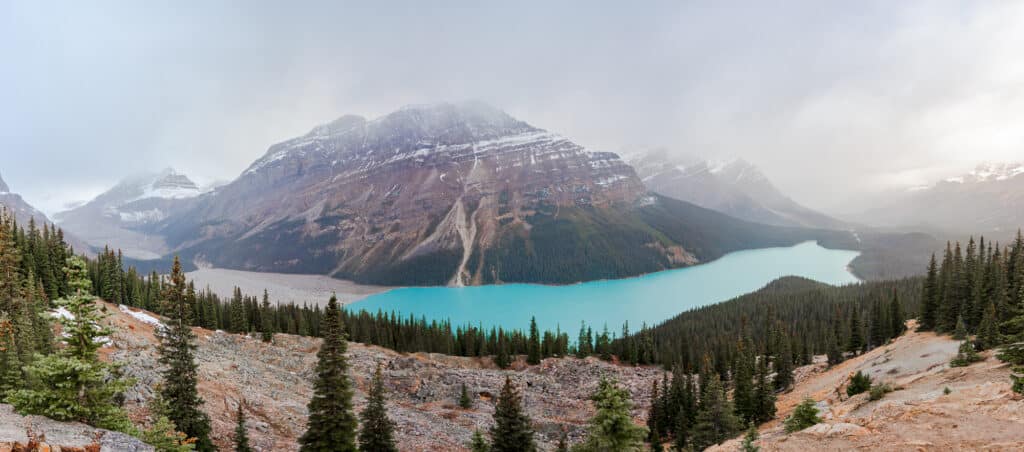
[3,1,1023,215]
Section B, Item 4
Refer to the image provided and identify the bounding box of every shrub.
[950,341,982,367]
[846,371,872,397]
[868,383,893,401]
[784,398,821,433]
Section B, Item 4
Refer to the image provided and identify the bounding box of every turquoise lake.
[349,241,860,334]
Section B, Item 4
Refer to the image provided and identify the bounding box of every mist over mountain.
[629,150,845,229]
[850,162,1024,237]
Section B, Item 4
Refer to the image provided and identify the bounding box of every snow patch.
[50,306,75,320]
[119,305,163,327]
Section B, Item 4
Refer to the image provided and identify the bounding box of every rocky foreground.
[710,322,1024,451]
[92,304,1024,451]
[102,302,660,451]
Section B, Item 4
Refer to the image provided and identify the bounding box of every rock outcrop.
[0,404,153,452]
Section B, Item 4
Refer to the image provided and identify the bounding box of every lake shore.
[186,267,390,306]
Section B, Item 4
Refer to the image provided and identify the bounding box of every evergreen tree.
[690,373,739,450]
[740,423,760,452]
[575,378,647,452]
[950,341,982,367]
[299,295,358,451]
[783,398,821,433]
[977,302,999,350]
[773,333,794,391]
[952,315,968,340]
[0,314,24,400]
[846,371,871,397]
[157,257,214,451]
[359,364,398,452]
[469,430,491,452]
[260,290,275,343]
[890,292,905,337]
[8,256,131,431]
[490,376,535,452]
[460,382,474,409]
[527,317,541,365]
[230,287,246,333]
[647,380,661,442]
[234,401,252,452]
[732,337,756,422]
[847,308,864,354]
[751,357,776,423]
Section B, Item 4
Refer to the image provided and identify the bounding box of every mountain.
[147,102,848,286]
[54,168,204,259]
[629,149,845,229]
[854,162,1024,236]
[0,172,51,226]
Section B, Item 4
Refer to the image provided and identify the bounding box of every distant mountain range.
[629,150,846,229]
[853,162,1024,236]
[0,172,90,253]
[55,102,852,285]
[54,168,206,259]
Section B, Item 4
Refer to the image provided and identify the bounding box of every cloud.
[1,1,1023,215]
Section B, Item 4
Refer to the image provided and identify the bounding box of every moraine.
[349,241,859,333]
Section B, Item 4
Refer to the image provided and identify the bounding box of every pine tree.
[846,371,871,397]
[0,314,23,400]
[230,287,246,334]
[299,295,358,451]
[234,401,252,452]
[260,290,275,343]
[977,302,999,350]
[647,379,661,442]
[460,382,474,409]
[783,398,821,433]
[752,357,776,423]
[740,422,760,452]
[773,334,794,391]
[359,364,398,452]
[490,376,535,452]
[732,337,756,422]
[847,308,863,354]
[690,373,739,450]
[950,341,982,367]
[890,292,905,338]
[576,378,648,451]
[952,315,968,340]
[157,257,214,450]
[527,317,541,365]
[8,256,131,431]
[469,430,491,452]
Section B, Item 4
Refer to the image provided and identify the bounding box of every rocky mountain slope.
[854,162,1024,236]
[710,321,1024,451]
[143,102,847,286]
[55,168,205,259]
[629,150,845,229]
[93,302,1023,451]
[101,301,661,451]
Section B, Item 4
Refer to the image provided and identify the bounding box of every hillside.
[710,322,1024,451]
[95,300,1024,451]
[100,301,661,451]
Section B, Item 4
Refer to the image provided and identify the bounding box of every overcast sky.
[2,1,1023,215]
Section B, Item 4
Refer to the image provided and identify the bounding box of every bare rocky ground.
[710,322,1024,452]
[100,302,661,451]
[0,403,152,451]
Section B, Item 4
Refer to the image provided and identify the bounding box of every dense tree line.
[918,233,1024,394]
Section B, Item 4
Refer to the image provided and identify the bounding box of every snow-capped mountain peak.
[134,168,201,201]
